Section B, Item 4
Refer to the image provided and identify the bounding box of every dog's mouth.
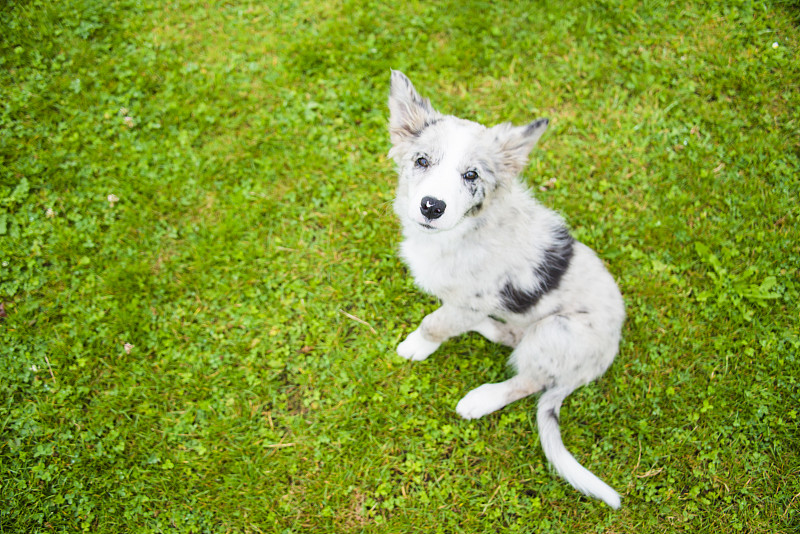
[413,216,463,233]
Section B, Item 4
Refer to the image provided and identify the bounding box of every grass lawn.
[1,0,798,531]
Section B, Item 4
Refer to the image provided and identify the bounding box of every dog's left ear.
[491,118,549,176]
[388,70,441,145]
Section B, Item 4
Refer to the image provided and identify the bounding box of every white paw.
[397,329,440,361]
[456,383,509,420]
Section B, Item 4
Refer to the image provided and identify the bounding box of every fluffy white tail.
[537,386,621,509]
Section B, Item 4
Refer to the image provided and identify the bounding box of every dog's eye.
[463,170,479,181]
[415,156,430,168]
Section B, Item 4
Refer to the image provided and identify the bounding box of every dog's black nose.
[420,196,446,219]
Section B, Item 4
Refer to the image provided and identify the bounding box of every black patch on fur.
[546,406,559,422]
[500,227,574,314]
[410,117,441,138]
[464,173,485,199]
[465,202,484,217]
[524,118,549,136]
[465,178,485,216]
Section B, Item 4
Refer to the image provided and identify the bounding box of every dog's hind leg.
[457,312,616,419]
[509,312,618,391]
[398,304,484,361]
[456,374,543,419]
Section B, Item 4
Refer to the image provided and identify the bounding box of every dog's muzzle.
[420,196,446,220]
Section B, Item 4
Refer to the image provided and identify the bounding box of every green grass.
[1,0,798,531]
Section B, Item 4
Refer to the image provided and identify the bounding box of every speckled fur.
[388,71,626,508]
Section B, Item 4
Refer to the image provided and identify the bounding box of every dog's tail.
[537,386,621,509]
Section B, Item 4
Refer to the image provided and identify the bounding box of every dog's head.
[388,70,548,233]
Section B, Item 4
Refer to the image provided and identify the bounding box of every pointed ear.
[388,70,441,145]
[490,118,549,176]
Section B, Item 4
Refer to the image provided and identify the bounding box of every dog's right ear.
[388,70,440,145]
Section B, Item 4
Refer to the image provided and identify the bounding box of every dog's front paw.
[456,383,509,420]
[397,329,440,361]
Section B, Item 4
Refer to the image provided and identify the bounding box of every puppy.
[388,70,625,508]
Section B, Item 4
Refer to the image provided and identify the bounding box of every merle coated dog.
[388,70,625,508]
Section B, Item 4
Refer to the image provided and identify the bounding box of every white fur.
[388,71,626,509]
[396,328,440,361]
